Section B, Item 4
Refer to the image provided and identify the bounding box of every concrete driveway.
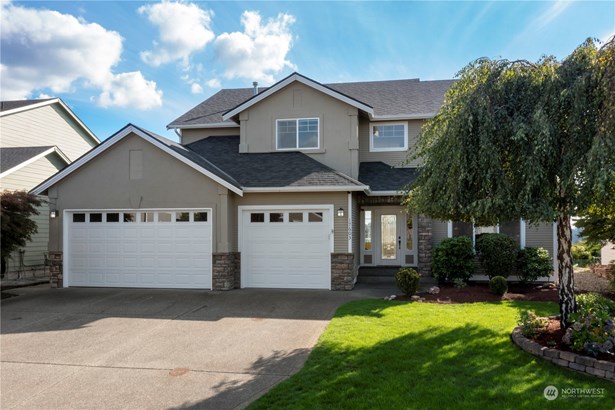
[1,285,385,409]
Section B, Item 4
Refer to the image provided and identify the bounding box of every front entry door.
[378,213,401,265]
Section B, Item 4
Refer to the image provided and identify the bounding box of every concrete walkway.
[1,285,395,409]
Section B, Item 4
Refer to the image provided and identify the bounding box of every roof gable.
[0,98,99,145]
[31,124,243,196]
[221,72,374,122]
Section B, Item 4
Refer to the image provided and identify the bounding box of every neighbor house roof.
[0,146,70,178]
[186,136,368,192]
[31,124,243,196]
[358,162,419,194]
[0,98,100,144]
[168,72,454,129]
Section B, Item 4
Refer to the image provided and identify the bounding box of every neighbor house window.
[370,122,408,152]
[276,118,319,150]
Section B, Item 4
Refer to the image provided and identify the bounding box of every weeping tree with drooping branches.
[405,38,614,327]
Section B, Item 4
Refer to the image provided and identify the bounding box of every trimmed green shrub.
[475,233,518,279]
[516,247,552,284]
[489,276,508,295]
[395,268,421,296]
[432,237,475,284]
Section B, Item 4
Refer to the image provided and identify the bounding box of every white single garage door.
[65,209,212,289]
[240,206,332,289]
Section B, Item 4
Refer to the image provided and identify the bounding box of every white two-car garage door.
[65,209,212,289]
[240,206,332,289]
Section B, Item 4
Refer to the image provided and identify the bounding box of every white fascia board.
[366,190,404,196]
[372,113,437,120]
[1,98,99,144]
[31,125,244,196]
[222,73,374,121]
[0,146,70,179]
[243,185,368,193]
[168,122,239,130]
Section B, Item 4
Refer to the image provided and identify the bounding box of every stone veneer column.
[331,253,355,290]
[417,216,432,276]
[212,252,240,290]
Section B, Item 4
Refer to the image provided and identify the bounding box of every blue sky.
[1,1,613,141]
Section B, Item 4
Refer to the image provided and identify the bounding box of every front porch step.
[358,267,399,277]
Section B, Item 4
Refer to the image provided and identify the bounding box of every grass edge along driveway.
[250,300,614,409]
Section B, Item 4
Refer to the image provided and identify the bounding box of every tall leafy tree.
[1,190,43,276]
[406,38,614,327]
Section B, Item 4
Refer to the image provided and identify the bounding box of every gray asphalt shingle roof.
[0,99,54,112]
[186,136,365,188]
[358,162,419,192]
[0,146,54,173]
[168,73,454,128]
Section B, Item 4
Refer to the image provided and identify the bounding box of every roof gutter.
[166,122,239,130]
[243,185,369,193]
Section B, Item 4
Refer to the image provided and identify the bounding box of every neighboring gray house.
[1,98,99,272]
[33,73,556,290]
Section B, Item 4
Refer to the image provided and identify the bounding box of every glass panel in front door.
[381,215,397,259]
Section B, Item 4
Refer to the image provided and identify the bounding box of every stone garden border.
[511,322,615,382]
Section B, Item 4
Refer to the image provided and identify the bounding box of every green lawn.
[250,300,614,409]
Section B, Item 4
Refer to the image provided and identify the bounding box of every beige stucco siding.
[1,105,97,161]
[431,219,449,247]
[47,133,226,252]
[181,127,240,145]
[359,119,423,167]
[1,156,65,269]
[231,192,349,253]
[525,222,555,257]
[240,82,360,178]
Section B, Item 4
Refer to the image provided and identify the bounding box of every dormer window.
[370,122,408,152]
[276,118,319,150]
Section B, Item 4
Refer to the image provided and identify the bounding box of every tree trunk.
[556,213,576,328]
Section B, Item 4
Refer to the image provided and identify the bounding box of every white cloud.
[190,82,203,94]
[139,1,214,67]
[206,78,221,88]
[601,30,615,44]
[213,11,296,84]
[98,72,163,110]
[0,2,162,109]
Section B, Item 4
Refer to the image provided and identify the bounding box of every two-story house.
[33,73,556,290]
[1,98,99,273]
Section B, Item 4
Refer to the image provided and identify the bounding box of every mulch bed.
[531,317,615,363]
[397,283,561,303]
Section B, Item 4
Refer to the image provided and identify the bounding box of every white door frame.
[361,206,418,267]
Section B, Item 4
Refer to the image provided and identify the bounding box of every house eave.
[243,185,368,193]
[167,122,239,130]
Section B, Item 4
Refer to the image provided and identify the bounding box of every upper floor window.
[370,122,408,152]
[276,118,319,150]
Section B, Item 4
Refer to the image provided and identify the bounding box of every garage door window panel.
[89,213,103,223]
[73,213,86,223]
[289,212,303,222]
[106,213,120,223]
[194,212,208,222]
[251,213,265,223]
[176,212,190,222]
[158,212,172,222]
[308,212,323,222]
[123,213,136,222]
[269,212,284,223]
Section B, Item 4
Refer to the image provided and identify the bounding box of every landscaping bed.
[415,282,560,303]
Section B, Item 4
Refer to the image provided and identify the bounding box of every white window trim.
[275,117,320,151]
[369,121,408,152]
